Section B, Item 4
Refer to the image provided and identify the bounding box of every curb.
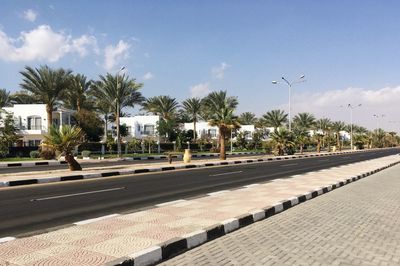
[0,152,264,169]
[0,150,367,188]
[109,160,400,266]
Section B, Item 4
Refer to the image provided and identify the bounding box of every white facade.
[183,122,258,140]
[120,115,160,140]
[2,104,75,147]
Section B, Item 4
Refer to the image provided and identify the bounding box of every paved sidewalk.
[161,160,400,266]
[0,155,398,265]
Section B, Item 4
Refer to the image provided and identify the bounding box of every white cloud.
[143,72,154,80]
[0,25,98,62]
[23,9,37,22]
[212,62,231,79]
[103,40,130,71]
[290,86,400,131]
[190,83,210,98]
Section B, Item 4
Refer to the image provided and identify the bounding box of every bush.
[30,150,40,158]
[40,150,55,160]
[81,150,91,158]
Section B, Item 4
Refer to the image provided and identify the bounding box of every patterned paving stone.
[161,163,400,266]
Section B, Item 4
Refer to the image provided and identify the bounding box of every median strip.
[0,149,377,189]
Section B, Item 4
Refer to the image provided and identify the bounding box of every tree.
[10,90,39,104]
[293,127,309,154]
[331,121,346,151]
[91,73,144,156]
[64,74,93,112]
[202,91,240,160]
[316,118,331,149]
[293,112,316,130]
[0,112,20,157]
[142,95,179,138]
[269,128,295,156]
[20,65,72,129]
[262,109,288,129]
[73,109,103,141]
[0,89,12,108]
[182,97,202,140]
[238,112,257,125]
[43,125,84,171]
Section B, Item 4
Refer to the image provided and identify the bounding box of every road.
[160,160,400,266]
[0,153,262,174]
[0,148,397,238]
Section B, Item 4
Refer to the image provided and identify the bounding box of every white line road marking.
[156,199,186,207]
[74,214,120,225]
[280,163,298,167]
[209,171,243,177]
[207,190,230,196]
[0,237,15,243]
[318,159,330,162]
[30,187,126,202]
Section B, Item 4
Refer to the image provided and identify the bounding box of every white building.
[2,104,75,147]
[183,122,258,140]
[120,115,160,140]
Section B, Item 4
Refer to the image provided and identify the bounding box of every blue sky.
[1,1,400,131]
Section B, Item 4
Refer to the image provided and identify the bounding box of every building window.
[27,116,42,130]
[127,126,132,135]
[209,129,217,138]
[143,125,155,135]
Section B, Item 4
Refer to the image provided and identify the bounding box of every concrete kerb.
[112,159,400,266]
[0,149,384,189]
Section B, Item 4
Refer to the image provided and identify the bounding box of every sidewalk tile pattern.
[0,155,398,265]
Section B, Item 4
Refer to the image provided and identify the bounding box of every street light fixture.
[272,75,306,132]
[341,104,361,150]
[373,114,385,132]
[116,66,125,158]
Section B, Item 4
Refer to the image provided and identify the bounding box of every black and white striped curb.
[107,160,400,266]
[0,149,383,188]
[0,160,68,168]
[124,151,265,161]
[0,152,264,169]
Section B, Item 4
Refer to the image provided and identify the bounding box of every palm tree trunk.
[104,114,108,142]
[219,129,226,160]
[46,104,53,130]
[193,120,197,141]
[116,111,121,157]
[65,154,82,171]
[300,143,303,154]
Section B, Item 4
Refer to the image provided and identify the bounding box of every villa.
[2,104,75,147]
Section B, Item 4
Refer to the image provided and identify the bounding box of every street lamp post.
[272,75,306,132]
[343,104,361,150]
[373,114,385,132]
[116,66,125,158]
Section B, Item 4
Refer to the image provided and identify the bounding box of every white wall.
[120,115,160,139]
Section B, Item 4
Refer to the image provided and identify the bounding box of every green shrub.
[30,150,40,158]
[40,150,55,160]
[81,150,91,157]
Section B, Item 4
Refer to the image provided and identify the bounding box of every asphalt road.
[0,148,397,238]
[0,153,262,174]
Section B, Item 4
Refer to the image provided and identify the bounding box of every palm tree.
[202,91,240,160]
[91,73,144,155]
[0,89,12,108]
[316,118,332,149]
[269,128,295,156]
[293,112,316,130]
[182,97,202,140]
[238,112,257,125]
[142,95,179,139]
[261,109,288,129]
[331,121,346,151]
[20,65,72,129]
[10,90,39,104]
[43,125,85,171]
[64,74,93,112]
[293,127,309,154]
